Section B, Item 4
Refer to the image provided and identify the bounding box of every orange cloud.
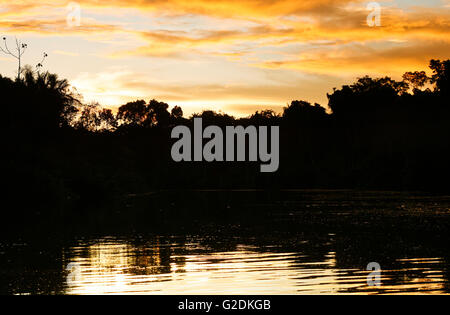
[108,4,449,59]
[1,0,449,115]
[255,40,450,76]
[0,0,364,20]
[0,18,121,35]
[70,68,332,116]
[1,1,448,59]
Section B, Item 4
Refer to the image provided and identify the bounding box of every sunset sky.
[0,0,449,116]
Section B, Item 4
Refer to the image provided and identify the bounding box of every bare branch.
[36,52,48,71]
[20,44,27,58]
[1,37,17,58]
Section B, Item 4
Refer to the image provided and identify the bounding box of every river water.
[1,191,449,295]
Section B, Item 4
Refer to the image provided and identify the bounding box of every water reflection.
[61,236,449,295]
[1,191,449,295]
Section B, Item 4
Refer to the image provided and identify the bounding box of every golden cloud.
[0,18,121,35]
[0,0,365,20]
[255,40,450,76]
[1,0,448,56]
[1,0,449,109]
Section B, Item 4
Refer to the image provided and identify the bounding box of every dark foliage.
[1,59,450,223]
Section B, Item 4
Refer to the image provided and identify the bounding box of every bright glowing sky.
[0,0,449,116]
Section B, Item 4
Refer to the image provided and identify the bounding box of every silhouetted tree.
[429,59,450,96]
[74,102,102,131]
[283,101,327,125]
[328,76,407,120]
[1,58,450,219]
[402,71,429,92]
[192,110,235,126]
[0,36,27,80]
[98,108,118,131]
[171,106,183,119]
[6,66,80,130]
[0,36,48,80]
[248,110,280,126]
[117,100,147,126]
[146,99,170,128]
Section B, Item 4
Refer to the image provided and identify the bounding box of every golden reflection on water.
[63,238,448,295]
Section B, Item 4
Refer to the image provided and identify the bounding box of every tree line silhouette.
[1,59,449,220]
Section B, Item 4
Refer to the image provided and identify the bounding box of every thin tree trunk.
[18,56,21,80]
